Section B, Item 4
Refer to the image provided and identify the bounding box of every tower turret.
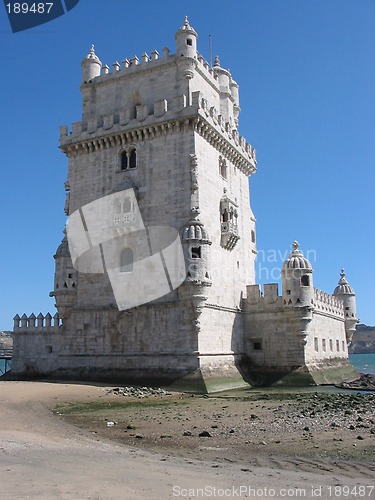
[81,44,102,84]
[181,209,212,285]
[49,230,77,318]
[333,269,358,344]
[213,56,238,128]
[175,16,198,59]
[281,241,314,308]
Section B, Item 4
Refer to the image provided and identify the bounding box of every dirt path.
[0,381,374,499]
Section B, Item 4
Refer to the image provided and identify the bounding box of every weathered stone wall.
[305,311,348,362]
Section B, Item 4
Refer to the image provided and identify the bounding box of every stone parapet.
[59,105,256,174]
[313,288,345,319]
[13,313,62,333]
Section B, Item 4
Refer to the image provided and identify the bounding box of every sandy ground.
[0,381,374,499]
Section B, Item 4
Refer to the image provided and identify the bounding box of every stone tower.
[11,19,359,390]
[49,17,257,391]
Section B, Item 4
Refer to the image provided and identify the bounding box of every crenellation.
[129,55,140,66]
[13,313,62,332]
[60,108,257,173]
[314,288,345,318]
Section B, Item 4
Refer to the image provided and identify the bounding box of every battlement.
[13,313,62,333]
[89,46,175,84]
[244,283,282,310]
[313,288,345,318]
[244,284,346,320]
[59,90,256,173]
[90,48,221,87]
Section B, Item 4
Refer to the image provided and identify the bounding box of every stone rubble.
[106,386,170,398]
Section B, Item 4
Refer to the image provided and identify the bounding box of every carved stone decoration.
[190,153,198,192]
[220,188,240,250]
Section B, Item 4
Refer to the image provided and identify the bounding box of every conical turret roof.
[333,269,355,296]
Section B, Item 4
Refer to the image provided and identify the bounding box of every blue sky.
[0,0,374,330]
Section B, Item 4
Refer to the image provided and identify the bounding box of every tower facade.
[13,18,257,391]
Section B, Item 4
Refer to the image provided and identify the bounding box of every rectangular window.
[336,339,340,351]
[329,339,333,352]
[191,247,201,259]
[322,339,326,352]
[342,340,345,351]
[253,341,262,351]
[301,275,310,286]
[314,337,319,352]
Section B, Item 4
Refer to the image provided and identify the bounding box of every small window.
[119,148,137,171]
[253,341,262,351]
[322,339,326,352]
[314,337,319,352]
[220,160,227,179]
[342,340,345,351]
[120,248,133,273]
[301,275,310,286]
[121,151,128,170]
[286,290,291,295]
[129,149,137,169]
[336,339,340,351]
[186,38,192,46]
[251,230,256,243]
[191,246,201,259]
[329,339,333,352]
[345,307,349,311]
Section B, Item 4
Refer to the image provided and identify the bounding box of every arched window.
[219,157,228,179]
[120,248,133,273]
[120,151,128,171]
[129,148,137,169]
[119,148,137,171]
